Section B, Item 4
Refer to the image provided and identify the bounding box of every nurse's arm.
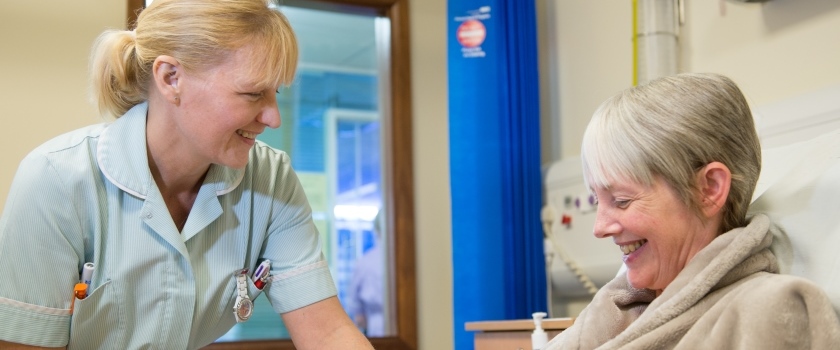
[0,340,64,349]
[282,296,374,350]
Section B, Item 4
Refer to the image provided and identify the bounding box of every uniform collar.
[97,102,244,199]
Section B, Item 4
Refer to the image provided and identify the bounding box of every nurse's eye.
[241,92,263,100]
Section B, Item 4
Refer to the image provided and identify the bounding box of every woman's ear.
[152,55,182,105]
[697,161,731,218]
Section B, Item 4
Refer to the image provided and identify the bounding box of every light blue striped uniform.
[0,102,337,349]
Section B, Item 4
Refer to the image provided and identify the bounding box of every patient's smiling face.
[590,175,717,295]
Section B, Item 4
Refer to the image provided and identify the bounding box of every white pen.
[81,263,95,296]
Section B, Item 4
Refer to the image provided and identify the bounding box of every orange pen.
[70,283,88,314]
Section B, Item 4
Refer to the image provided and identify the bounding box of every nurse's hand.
[282,296,374,350]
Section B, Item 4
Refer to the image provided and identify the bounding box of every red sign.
[456,19,486,48]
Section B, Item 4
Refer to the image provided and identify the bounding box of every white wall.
[0,0,126,214]
[684,1,840,106]
[0,1,453,349]
[545,0,840,160]
[409,0,454,349]
[541,1,634,161]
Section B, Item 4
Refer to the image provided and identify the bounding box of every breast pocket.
[68,280,124,350]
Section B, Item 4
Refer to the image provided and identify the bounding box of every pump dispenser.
[531,311,548,349]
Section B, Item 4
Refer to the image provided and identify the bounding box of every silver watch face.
[235,297,253,320]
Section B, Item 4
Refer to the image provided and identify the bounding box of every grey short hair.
[581,73,761,234]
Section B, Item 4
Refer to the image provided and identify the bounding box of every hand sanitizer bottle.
[531,311,548,349]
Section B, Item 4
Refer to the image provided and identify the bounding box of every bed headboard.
[753,84,840,149]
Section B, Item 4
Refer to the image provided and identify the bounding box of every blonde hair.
[90,0,298,118]
[581,73,761,233]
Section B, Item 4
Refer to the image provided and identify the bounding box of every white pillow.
[749,128,840,315]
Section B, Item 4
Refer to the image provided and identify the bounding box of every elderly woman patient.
[544,73,840,349]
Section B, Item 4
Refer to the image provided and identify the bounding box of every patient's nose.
[593,206,620,239]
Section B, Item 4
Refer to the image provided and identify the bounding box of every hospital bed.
[750,127,840,315]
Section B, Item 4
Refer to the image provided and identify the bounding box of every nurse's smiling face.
[168,43,282,170]
[590,175,717,295]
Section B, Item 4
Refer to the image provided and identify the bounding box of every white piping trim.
[0,296,71,316]
[96,125,147,199]
[269,260,328,282]
[216,169,245,196]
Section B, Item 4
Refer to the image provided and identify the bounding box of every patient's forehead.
[585,171,637,190]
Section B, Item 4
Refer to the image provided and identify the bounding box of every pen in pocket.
[81,262,95,297]
[252,259,271,290]
[70,283,86,314]
[71,262,95,313]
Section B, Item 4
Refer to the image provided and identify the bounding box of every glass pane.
[216,3,391,342]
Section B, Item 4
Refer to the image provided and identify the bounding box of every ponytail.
[89,30,149,118]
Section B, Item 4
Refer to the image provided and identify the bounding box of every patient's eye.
[614,199,631,209]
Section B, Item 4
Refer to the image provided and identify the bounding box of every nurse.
[0,0,373,349]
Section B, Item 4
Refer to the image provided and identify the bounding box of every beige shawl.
[544,214,840,349]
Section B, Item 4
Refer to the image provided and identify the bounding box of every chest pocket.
[68,280,124,350]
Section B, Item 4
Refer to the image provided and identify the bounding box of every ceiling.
[280,6,380,74]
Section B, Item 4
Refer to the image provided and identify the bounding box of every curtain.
[448,0,546,348]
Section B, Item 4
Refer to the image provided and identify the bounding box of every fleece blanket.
[543,214,840,349]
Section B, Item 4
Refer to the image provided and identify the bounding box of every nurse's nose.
[259,95,281,129]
